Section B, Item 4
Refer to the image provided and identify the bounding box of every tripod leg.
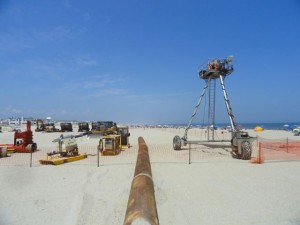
[219,75,237,131]
[183,77,211,140]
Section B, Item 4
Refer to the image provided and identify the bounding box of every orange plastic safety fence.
[256,138,300,162]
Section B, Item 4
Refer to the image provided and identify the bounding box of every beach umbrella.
[254,126,264,132]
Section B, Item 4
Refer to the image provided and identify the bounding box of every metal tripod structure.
[183,74,237,142]
[173,56,256,160]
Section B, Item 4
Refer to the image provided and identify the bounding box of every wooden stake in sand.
[123,137,159,225]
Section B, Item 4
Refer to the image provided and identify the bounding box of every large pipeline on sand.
[123,137,159,225]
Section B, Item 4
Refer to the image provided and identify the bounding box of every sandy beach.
[2,0,300,224]
[1,127,300,225]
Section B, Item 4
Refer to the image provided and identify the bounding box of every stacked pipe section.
[123,137,159,225]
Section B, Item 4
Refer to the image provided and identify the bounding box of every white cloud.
[60,74,128,99]
[12,60,72,81]
[0,26,75,54]
[76,57,98,66]
[122,91,191,100]
[85,88,126,98]
[32,26,73,41]
[4,105,22,114]
[83,12,91,21]
[62,0,71,9]
[0,32,33,53]
[64,74,124,89]
[45,109,68,116]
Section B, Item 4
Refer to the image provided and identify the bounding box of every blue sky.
[0,0,300,124]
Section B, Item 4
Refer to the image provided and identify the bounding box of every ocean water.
[169,123,300,130]
[223,123,299,130]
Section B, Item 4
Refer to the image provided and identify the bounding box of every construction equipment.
[0,144,15,153]
[44,122,59,132]
[97,134,122,156]
[35,119,45,132]
[12,121,37,153]
[78,122,90,132]
[91,121,117,136]
[118,126,131,148]
[173,56,256,160]
[60,122,73,132]
[0,146,8,158]
[36,119,59,132]
[231,131,256,159]
[39,132,89,165]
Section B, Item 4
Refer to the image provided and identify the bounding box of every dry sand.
[0,127,300,225]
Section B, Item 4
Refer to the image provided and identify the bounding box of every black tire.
[173,136,181,150]
[32,143,37,152]
[241,141,252,160]
[73,147,79,156]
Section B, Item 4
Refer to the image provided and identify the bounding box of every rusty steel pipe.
[123,137,159,225]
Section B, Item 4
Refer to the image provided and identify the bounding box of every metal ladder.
[183,72,238,141]
[207,79,216,141]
